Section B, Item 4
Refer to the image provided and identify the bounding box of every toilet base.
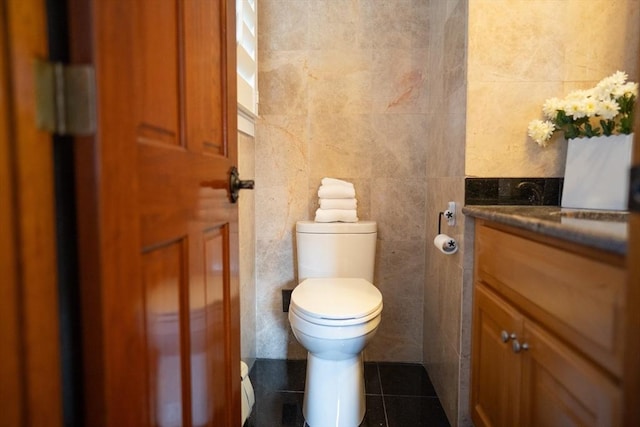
[302,352,365,427]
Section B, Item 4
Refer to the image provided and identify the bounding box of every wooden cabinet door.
[519,321,621,427]
[71,0,241,426]
[471,284,524,427]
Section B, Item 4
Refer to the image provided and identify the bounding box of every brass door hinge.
[34,59,96,136]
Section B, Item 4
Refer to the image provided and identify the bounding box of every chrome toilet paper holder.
[437,201,456,233]
[435,202,458,255]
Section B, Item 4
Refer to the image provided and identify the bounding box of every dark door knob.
[229,166,254,203]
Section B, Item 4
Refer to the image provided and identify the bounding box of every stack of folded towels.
[315,177,358,223]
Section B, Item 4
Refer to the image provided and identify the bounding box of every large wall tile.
[468,0,565,82]
[308,114,375,180]
[258,0,309,51]
[564,0,640,81]
[308,0,359,50]
[259,52,309,116]
[371,49,429,113]
[306,50,373,115]
[371,114,428,178]
[371,178,426,242]
[358,0,414,49]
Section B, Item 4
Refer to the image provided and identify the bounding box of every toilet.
[289,220,383,427]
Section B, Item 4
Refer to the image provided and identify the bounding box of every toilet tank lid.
[296,220,376,234]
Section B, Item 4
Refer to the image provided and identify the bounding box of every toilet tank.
[296,221,377,283]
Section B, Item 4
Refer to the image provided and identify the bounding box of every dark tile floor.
[244,359,450,427]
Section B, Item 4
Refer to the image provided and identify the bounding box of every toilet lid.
[291,278,383,320]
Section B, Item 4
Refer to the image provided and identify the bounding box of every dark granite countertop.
[462,205,628,255]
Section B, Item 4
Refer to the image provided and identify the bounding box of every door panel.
[183,0,224,155]
[203,228,228,423]
[136,0,180,146]
[143,240,188,426]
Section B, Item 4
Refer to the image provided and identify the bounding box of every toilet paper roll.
[434,234,458,254]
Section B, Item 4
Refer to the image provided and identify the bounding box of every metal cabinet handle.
[500,330,516,343]
[512,339,529,353]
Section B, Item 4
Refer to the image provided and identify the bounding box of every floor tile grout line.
[384,394,442,399]
[377,362,390,427]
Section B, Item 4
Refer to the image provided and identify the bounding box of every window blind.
[237,0,257,117]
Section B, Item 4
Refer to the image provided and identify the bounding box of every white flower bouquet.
[528,71,637,147]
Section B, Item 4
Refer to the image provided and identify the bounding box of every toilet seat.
[290,278,383,326]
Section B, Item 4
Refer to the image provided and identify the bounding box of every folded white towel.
[317,184,356,199]
[319,198,357,210]
[321,177,354,188]
[314,209,358,223]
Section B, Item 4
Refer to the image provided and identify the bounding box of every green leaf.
[583,123,601,138]
[565,125,579,139]
[599,119,614,136]
[619,116,632,134]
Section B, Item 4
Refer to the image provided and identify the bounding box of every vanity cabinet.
[471,220,626,427]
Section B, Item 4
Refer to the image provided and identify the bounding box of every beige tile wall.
[255,0,430,362]
[423,2,469,426]
[239,131,257,369]
[466,0,640,178]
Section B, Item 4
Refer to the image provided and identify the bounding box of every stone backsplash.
[465,177,563,206]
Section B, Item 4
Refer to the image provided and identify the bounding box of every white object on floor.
[240,361,255,426]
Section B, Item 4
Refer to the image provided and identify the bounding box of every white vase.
[561,133,634,211]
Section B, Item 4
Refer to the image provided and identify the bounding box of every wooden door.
[70,1,241,426]
[0,0,63,425]
[519,321,621,427]
[471,284,523,427]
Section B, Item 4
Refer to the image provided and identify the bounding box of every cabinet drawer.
[475,223,626,377]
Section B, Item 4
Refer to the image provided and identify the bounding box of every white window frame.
[237,0,258,136]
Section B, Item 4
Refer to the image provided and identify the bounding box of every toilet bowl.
[289,277,382,427]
